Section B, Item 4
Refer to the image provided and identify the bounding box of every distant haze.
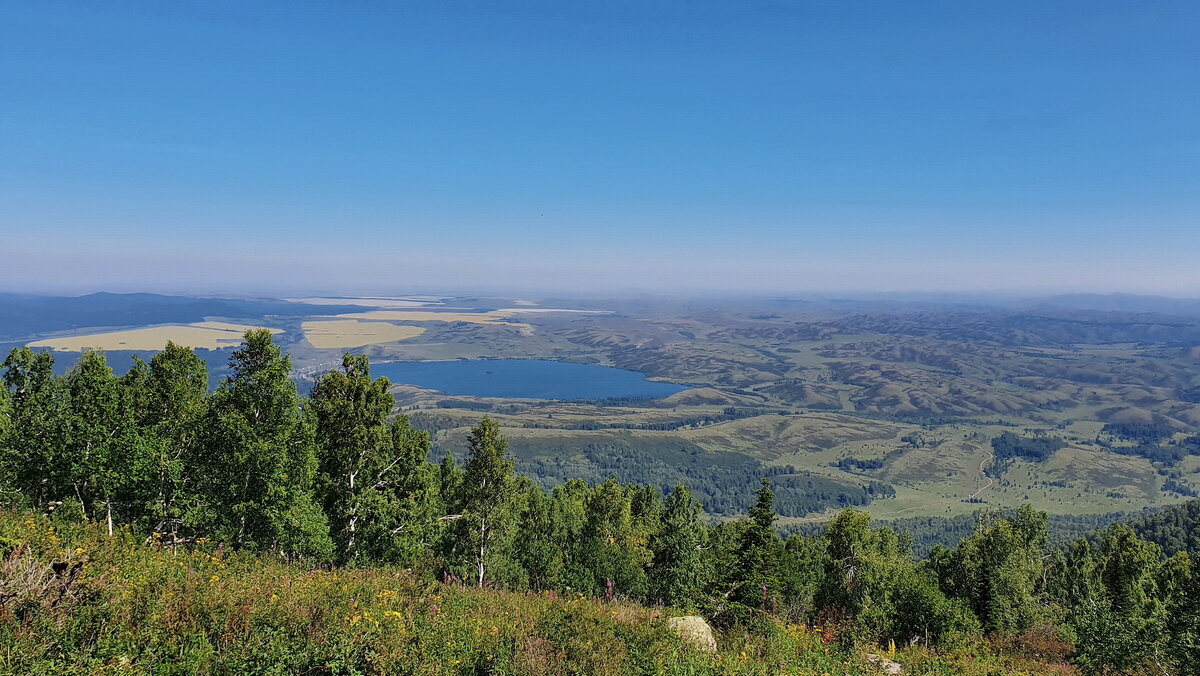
[2,1,1197,296]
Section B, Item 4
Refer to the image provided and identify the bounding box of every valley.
[7,291,1200,523]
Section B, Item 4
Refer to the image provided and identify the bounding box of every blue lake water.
[369,359,688,400]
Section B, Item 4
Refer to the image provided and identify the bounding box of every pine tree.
[649,485,708,608]
[1163,552,1199,675]
[727,479,781,623]
[1070,524,1168,674]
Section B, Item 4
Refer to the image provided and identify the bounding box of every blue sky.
[2,1,1197,296]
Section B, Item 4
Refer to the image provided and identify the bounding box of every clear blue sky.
[2,1,1197,296]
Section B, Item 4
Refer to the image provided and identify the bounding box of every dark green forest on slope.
[1,331,1199,675]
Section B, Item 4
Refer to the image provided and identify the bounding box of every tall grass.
[0,510,1073,675]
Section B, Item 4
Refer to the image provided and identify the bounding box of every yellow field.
[190,321,280,331]
[28,323,282,352]
[499,308,611,314]
[285,297,435,308]
[302,320,426,349]
[333,310,531,328]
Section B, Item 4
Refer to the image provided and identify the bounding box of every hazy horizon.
[3,1,1197,296]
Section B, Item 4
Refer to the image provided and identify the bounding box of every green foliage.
[989,432,1065,469]
[509,438,895,518]
[1102,421,1176,444]
[649,485,709,608]
[3,347,70,508]
[929,505,1049,634]
[192,330,330,556]
[817,509,978,645]
[577,476,651,598]
[140,342,209,537]
[450,417,518,587]
[0,510,1082,675]
[721,479,782,626]
[4,343,1200,674]
[1164,553,1200,675]
[1063,524,1169,674]
[1121,498,1200,556]
[0,383,11,495]
[309,354,436,565]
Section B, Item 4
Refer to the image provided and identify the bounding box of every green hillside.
[2,333,1198,675]
[0,510,1082,676]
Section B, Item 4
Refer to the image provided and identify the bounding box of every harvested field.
[333,310,531,328]
[285,297,436,308]
[302,320,426,349]
[27,323,282,351]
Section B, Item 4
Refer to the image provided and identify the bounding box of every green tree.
[3,347,70,509]
[0,382,12,496]
[579,477,648,598]
[929,505,1048,634]
[64,351,124,532]
[649,485,708,608]
[438,450,462,507]
[818,508,977,644]
[309,354,433,564]
[550,478,591,591]
[778,532,826,622]
[1162,552,1199,675]
[515,481,571,590]
[1069,524,1168,675]
[143,343,209,539]
[195,330,330,558]
[452,417,516,587]
[724,479,782,624]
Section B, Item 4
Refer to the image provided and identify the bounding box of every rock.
[666,616,717,652]
[866,653,903,675]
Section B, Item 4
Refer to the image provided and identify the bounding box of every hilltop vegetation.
[1,510,1092,676]
[2,332,1199,674]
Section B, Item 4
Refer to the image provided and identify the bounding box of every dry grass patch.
[28,323,282,352]
[334,310,531,328]
[302,320,426,349]
[286,297,436,308]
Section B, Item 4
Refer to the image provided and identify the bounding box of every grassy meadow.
[0,510,1079,676]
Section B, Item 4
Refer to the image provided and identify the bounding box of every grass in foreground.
[0,511,1075,675]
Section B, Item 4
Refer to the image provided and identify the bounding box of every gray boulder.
[666,616,717,652]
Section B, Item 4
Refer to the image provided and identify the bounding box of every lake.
[369,359,688,400]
